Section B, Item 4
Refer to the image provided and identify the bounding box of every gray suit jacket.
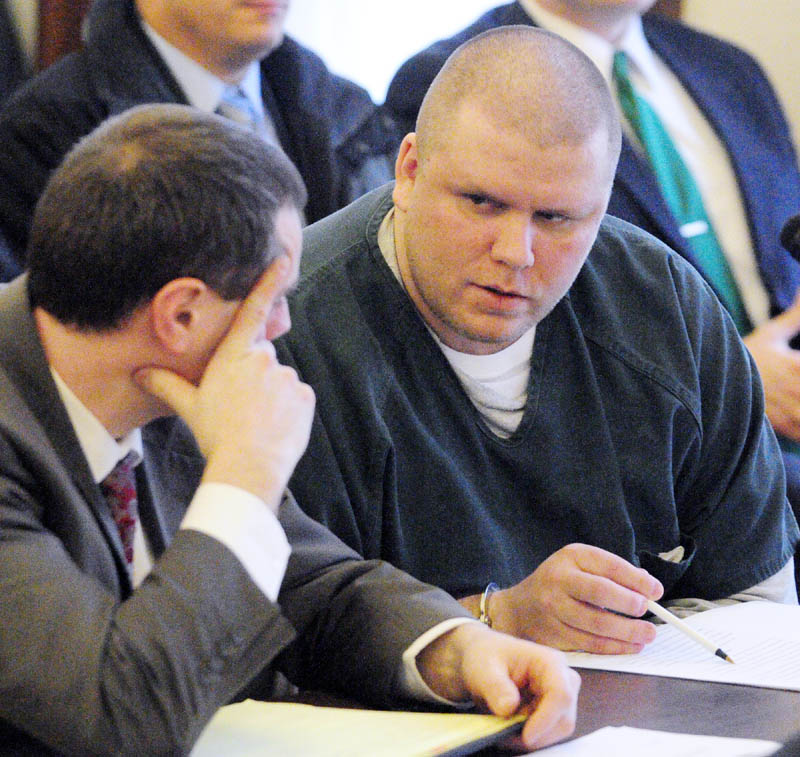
[0,277,470,756]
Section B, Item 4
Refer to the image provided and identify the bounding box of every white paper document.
[528,726,780,757]
[190,700,525,757]
[566,601,800,690]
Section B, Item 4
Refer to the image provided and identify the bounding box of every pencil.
[645,600,735,664]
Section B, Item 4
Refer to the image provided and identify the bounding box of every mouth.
[472,283,530,313]
[477,283,527,299]
[240,1,288,13]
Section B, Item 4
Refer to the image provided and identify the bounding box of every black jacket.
[0,0,400,268]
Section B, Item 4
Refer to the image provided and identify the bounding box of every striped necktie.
[612,50,751,335]
[216,84,278,145]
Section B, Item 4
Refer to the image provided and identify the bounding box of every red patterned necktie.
[100,451,139,566]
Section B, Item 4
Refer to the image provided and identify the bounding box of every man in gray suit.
[0,104,579,756]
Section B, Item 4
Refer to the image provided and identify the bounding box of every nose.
[490,213,535,269]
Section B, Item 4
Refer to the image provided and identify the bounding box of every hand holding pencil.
[477,544,665,654]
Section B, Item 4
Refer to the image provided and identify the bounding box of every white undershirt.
[437,334,535,438]
[378,210,534,438]
[381,209,796,604]
[519,0,771,327]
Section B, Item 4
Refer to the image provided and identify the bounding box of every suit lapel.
[85,0,189,114]
[260,40,340,223]
[639,18,761,278]
[0,277,133,587]
[140,418,206,556]
[614,138,693,255]
[0,279,213,583]
[507,2,537,25]
[643,20,740,157]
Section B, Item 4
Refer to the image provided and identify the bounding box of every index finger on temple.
[216,256,290,355]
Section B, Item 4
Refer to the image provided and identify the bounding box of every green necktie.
[612,50,751,335]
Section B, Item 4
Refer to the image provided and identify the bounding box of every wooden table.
[574,669,800,741]
[478,668,800,753]
[297,667,800,754]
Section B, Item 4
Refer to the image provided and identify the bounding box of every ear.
[392,133,419,212]
[149,278,209,354]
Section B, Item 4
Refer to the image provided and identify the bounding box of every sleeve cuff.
[398,617,480,708]
[179,482,291,602]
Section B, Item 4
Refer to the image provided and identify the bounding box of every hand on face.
[416,622,580,751]
[485,543,664,654]
[134,257,315,511]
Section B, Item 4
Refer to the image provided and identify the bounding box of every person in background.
[0,0,399,273]
[277,26,799,657]
[0,228,19,281]
[0,103,579,756]
[385,1,800,567]
[0,0,28,105]
[0,0,25,279]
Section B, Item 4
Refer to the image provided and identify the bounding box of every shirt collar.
[140,18,263,116]
[50,367,143,484]
[235,64,266,117]
[519,0,653,84]
[617,16,660,85]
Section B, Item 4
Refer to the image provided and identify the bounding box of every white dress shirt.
[140,20,267,125]
[50,368,473,704]
[51,367,291,598]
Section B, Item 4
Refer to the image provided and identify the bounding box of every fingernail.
[132,367,150,387]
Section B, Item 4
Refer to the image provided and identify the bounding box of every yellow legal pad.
[191,700,526,757]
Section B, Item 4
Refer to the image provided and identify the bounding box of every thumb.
[134,366,196,418]
[475,657,522,718]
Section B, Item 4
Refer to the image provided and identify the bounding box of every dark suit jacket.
[384,0,800,523]
[0,1,26,104]
[0,226,19,281]
[0,277,471,756]
[0,0,400,269]
[386,2,800,314]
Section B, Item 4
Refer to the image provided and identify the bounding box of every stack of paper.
[191,700,524,757]
[566,601,800,690]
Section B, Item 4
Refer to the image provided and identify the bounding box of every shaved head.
[392,25,621,355]
[415,25,621,176]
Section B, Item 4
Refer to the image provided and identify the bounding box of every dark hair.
[27,103,307,330]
